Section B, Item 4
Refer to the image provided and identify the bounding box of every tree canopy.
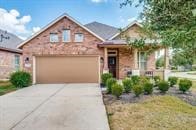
[121,0,196,64]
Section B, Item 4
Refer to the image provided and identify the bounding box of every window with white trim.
[14,55,20,70]
[50,33,58,42]
[137,51,147,70]
[62,29,71,42]
[74,33,84,42]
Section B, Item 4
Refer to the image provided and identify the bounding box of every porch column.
[133,48,140,75]
[103,47,109,73]
[164,47,169,69]
[164,47,170,80]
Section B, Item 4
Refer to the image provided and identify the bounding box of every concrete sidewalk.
[0,84,110,130]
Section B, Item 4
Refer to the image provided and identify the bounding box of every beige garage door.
[35,56,99,83]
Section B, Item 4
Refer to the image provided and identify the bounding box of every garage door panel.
[36,56,99,83]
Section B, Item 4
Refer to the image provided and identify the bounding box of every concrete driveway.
[0,84,110,130]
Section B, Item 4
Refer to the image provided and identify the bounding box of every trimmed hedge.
[112,83,123,98]
[133,85,143,97]
[168,77,178,87]
[153,76,161,87]
[106,78,117,94]
[179,79,192,93]
[131,75,140,85]
[122,78,132,93]
[101,73,112,86]
[10,71,32,88]
[143,82,153,94]
[158,80,169,93]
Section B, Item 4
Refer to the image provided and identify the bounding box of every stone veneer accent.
[0,50,21,79]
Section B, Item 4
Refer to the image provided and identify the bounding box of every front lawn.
[0,81,17,96]
[106,96,196,130]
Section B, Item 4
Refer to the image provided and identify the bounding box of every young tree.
[121,0,196,62]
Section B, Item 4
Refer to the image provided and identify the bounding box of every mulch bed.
[103,86,196,106]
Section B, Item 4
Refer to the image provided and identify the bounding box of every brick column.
[103,47,109,73]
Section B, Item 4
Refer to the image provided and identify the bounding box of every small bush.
[168,77,178,87]
[131,75,140,85]
[179,79,192,93]
[122,78,132,93]
[140,76,150,85]
[143,82,153,94]
[112,83,123,98]
[101,73,112,86]
[158,80,169,93]
[133,85,143,97]
[106,78,117,94]
[153,76,161,87]
[10,71,32,88]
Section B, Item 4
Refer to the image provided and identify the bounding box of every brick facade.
[0,50,21,79]
[21,16,156,80]
[118,48,135,79]
[22,16,104,75]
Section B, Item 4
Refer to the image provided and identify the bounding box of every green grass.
[106,96,196,130]
[0,81,17,96]
[191,80,196,91]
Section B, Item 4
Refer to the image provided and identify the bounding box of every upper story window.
[63,29,71,42]
[137,51,147,70]
[14,55,20,70]
[74,33,84,42]
[50,33,58,42]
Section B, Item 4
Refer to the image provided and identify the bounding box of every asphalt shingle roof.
[0,29,22,51]
[84,22,119,40]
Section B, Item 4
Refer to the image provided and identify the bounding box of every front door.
[108,56,116,78]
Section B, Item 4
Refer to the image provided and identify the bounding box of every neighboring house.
[18,13,169,84]
[0,29,22,79]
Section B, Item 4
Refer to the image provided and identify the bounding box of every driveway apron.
[0,84,110,130]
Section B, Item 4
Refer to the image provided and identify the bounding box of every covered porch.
[98,41,170,80]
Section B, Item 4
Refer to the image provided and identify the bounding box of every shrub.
[179,79,192,93]
[122,78,132,93]
[112,83,123,98]
[10,71,32,88]
[168,77,178,87]
[153,76,161,87]
[133,85,143,97]
[101,73,112,86]
[131,75,140,85]
[106,78,117,94]
[158,80,169,93]
[143,82,153,94]
[140,76,150,85]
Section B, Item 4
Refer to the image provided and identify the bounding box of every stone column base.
[132,69,140,76]
[103,69,109,73]
[164,69,171,81]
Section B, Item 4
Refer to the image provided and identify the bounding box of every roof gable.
[17,13,105,48]
[109,20,143,40]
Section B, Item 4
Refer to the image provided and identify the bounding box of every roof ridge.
[85,21,118,29]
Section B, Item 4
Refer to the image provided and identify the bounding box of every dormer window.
[74,33,84,42]
[62,29,71,42]
[50,33,58,42]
